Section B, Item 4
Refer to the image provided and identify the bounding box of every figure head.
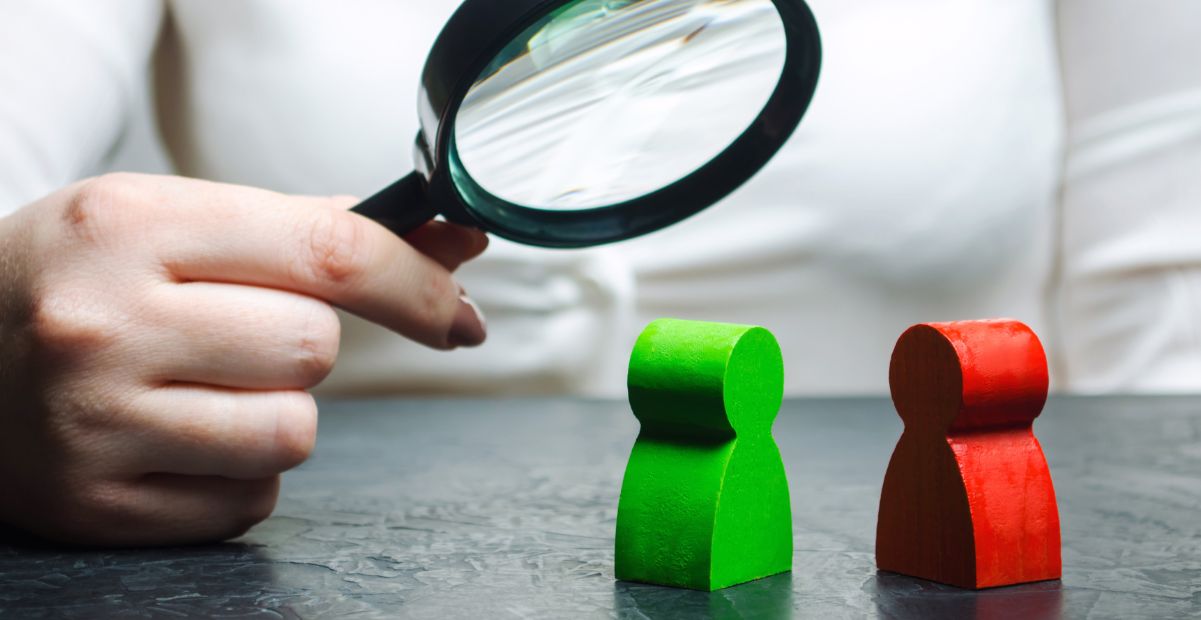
[889,319,1049,435]
[629,319,784,438]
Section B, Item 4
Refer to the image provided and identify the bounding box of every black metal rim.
[417,0,823,248]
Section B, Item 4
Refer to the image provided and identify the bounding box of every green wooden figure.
[615,318,793,591]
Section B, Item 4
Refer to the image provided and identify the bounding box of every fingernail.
[448,290,487,348]
[474,230,490,252]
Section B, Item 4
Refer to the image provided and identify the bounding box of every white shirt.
[1,0,1198,396]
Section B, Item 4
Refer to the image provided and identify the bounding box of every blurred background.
[2,0,1199,397]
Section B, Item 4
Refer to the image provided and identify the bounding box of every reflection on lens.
[454,0,786,211]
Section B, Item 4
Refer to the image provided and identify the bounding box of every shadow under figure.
[615,572,794,619]
[615,318,792,591]
[869,572,1065,620]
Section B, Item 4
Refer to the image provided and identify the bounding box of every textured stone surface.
[1,396,1199,618]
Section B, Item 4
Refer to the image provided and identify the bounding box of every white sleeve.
[1056,1,1201,392]
[0,0,162,215]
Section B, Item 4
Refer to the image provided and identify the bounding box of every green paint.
[616,318,792,591]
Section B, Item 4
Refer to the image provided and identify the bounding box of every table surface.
[1,396,1199,619]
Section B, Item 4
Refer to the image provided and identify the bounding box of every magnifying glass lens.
[453,0,787,212]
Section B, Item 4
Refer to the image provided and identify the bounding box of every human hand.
[0,173,487,545]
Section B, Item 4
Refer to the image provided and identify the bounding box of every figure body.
[616,319,792,591]
[877,319,1061,589]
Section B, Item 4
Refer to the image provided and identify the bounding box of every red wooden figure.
[876,319,1061,589]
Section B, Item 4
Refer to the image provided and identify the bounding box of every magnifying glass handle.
[351,172,439,237]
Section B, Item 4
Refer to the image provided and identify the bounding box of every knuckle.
[71,481,127,519]
[29,288,119,354]
[62,174,143,242]
[43,480,132,541]
[44,388,124,438]
[298,210,370,288]
[293,303,341,386]
[273,393,318,471]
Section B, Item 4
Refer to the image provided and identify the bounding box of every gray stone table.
[1,396,1199,618]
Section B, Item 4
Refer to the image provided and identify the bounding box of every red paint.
[876,319,1061,589]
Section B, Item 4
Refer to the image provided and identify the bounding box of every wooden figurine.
[615,318,792,591]
[876,319,1061,589]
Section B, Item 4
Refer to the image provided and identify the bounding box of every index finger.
[148,177,485,350]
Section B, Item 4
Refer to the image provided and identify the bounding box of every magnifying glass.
[352,0,821,248]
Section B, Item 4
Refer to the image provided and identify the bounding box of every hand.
[0,173,488,546]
